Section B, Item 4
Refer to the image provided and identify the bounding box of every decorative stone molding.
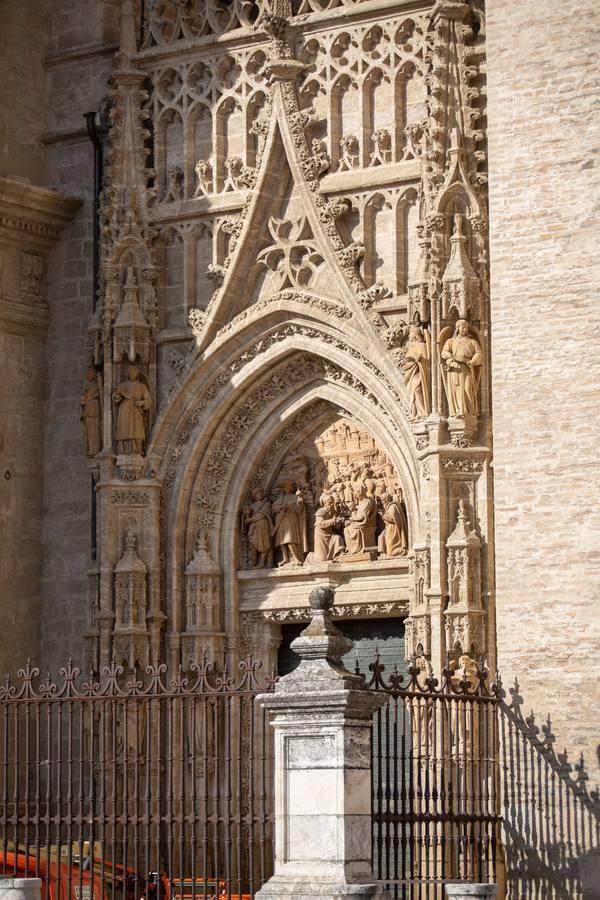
[0,177,79,338]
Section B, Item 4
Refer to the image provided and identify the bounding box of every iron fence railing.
[499,679,600,899]
[361,657,501,900]
[0,658,275,900]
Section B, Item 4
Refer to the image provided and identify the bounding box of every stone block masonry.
[487,0,600,778]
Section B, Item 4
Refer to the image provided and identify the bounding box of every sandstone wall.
[40,1,119,669]
[487,0,600,777]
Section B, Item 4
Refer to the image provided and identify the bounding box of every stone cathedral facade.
[0,0,599,783]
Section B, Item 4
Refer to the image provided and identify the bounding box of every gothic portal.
[81,0,493,680]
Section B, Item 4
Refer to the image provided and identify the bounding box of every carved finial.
[124,528,137,552]
[308,585,334,612]
[197,530,209,553]
[452,213,466,239]
[119,0,138,56]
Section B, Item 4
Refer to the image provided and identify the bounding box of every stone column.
[0,878,41,900]
[256,585,387,900]
[445,886,498,899]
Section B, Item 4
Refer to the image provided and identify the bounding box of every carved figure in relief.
[313,493,345,562]
[402,325,431,419]
[80,367,102,457]
[113,366,151,455]
[343,483,377,555]
[439,319,483,417]
[271,481,307,566]
[377,492,408,557]
[242,488,274,568]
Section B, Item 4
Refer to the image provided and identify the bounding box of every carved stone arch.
[186,100,213,199]
[156,326,420,666]
[167,359,421,661]
[156,106,184,201]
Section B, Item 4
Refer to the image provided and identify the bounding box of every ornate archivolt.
[83,0,494,677]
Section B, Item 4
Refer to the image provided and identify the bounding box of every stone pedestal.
[0,878,41,900]
[445,886,498,899]
[256,586,387,900]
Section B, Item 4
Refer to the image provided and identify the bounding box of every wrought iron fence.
[0,658,275,900]
[361,657,501,899]
[499,680,600,899]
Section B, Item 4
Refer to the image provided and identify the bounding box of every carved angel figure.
[313,493,345,562]
[243,488,273,568]
[80,366,102,457]
[271,481,307,566]
[402,324,431,419]
[113,366,151,455]
[439,319,483,417]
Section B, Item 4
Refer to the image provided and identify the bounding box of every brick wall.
[487,0,600,776]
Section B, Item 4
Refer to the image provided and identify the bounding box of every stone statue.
[313,493,345,562]
[343,483,377,555]
[271,481,307,566]
[377,492,408,557]
[80,366,102,457]
[113,365,151,455]
[402,324,431,419]
[243,488,273,568]
[439,319,483,417]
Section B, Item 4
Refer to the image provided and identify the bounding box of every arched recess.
[149,309,421,667]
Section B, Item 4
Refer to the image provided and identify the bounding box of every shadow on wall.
[499,679,600,899]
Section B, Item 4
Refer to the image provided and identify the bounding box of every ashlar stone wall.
[487,0,600,777]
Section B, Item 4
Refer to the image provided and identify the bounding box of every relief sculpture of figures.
[402,324,431,419]
[242,488,273,568]
[313,493,345,562]
[80,366,102,457]
[271,481,307,567]
[377,492,408,557]
[113,365,151,455]
[344,483,377,556]
[439,319,483,417]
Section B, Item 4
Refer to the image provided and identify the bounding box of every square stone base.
[256,877,386,900]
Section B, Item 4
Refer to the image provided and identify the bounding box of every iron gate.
[362,656,501,898]
[0,658,275,900]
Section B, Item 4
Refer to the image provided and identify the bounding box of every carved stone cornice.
[0,177,80,248]
[0,177,80,337]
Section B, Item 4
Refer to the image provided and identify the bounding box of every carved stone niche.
[444,500,485,658]
[113,528,149,670]
[239,417,409,570]
[183,531,223,664]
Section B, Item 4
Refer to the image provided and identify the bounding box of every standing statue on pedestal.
[402,324,431,419]
[439,319,483,417]
[80,366,102,457]
[113,365,151,455]
[243,488,273,568]
[313,493,345,562]
[272,481,307,567]
[343,483,377,556]
[377,492,408,557]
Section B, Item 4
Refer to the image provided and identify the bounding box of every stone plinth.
[445,886,498,899]
[256,586,387,900]
[0,878,41,900]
